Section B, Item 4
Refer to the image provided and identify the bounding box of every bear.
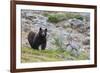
[28,27,47,50]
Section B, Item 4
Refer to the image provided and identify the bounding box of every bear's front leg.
[32,45,39,50]
[41,43,46,50]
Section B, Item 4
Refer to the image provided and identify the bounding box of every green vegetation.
[43,13,84,23]
[47,13,66,23]
[21,47,89,63]
[65,13,83,20]
[76,51,89,60]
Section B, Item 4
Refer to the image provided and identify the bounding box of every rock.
[83,45,90,49]
[84,31,90,36]
[68,18,84,28]
[76,26,85,33]
[71,49,80,57]
[66,44,73,51]
[83,37,90,45]
[21,32,30,48]
[66,41,81,56]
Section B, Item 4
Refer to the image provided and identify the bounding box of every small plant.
[65,13,83,20]
[74,15,83,20]
[53,37,65,51]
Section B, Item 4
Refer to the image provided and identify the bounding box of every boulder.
[66,41,81,57]
[83,37,90,45]
[68,18,84,28]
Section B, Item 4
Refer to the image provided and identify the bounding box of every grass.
[65,13,83,20]
[21,47,89,63]
[47,14,66,23]
[43,13,84,23]
[76,51,89,60]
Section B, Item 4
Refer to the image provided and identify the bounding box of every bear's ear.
[45,28,47,32]
[39,27,42,31]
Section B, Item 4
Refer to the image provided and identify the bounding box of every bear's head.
[38,27,47,38]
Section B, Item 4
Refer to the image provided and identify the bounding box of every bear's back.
[28,31,36,47]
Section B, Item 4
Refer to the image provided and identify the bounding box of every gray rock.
[83,45,90,50]
[83,37,90,45]
[68,18,83,28]
[66,42,81,56]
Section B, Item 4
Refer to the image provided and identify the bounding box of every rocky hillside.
[21,10,90,62]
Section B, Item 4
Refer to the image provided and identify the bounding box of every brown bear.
[28,27,47,50]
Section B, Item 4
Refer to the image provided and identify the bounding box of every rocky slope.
[21,10,90,60]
